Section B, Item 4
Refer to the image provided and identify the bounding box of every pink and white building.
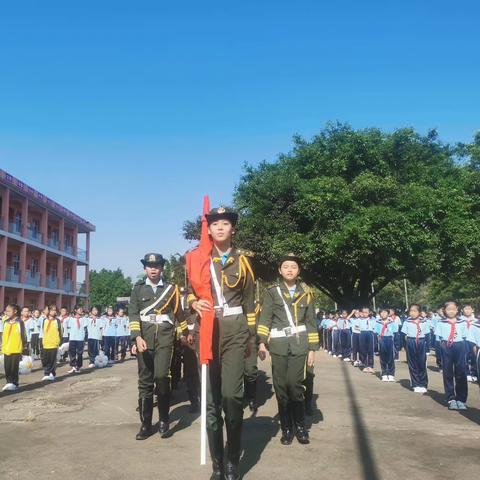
[0,169,95,311]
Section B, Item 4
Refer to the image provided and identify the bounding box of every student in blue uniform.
[433,308,444,371]
[29,308,42,359]
[87,306,102,368]
[58,306,70,361]
[340,310,351,362]
[67,305,87,373]
[390,309,402,360]
[461,304,478,382]
[435,301,468,410]
[350,310,361,366]
[115,307,129,361]
[401,304,429,393]
[102,306,117,364]
[375,308,398,382]
[331,313,341,358]
[468,320,480,391]
[359,307,375,373]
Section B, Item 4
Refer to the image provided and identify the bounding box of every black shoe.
[159,420,169,436]
[136,397,154,440]
[210,459,223,480]
[278,402,294,445]
[207,429,224,480]
[189,401,200,414]
[245,380,258,414]
[157,391,170,437]
[224,461,240,480]
[291,401,310,444]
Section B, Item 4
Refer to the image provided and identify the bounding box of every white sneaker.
[42,375,50,381]
[338,354,343,358]
[2,383,15,391]
[353,360,359,367]
[48,373,55,381]
[381,375,389,382]
[388,376,395,382]
[473,376,478,383]
[467,375,473,382]
[74,368,81,373]
[67,368,76,374]
[332,354,337,358]
[328,351,332,355]
[420,387,428,393]
[88,363,95,369]
[343,357,351,362]
[426,352,431,356]
[413,387,423,393]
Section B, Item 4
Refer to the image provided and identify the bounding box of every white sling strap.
[140,284,174,317]
[210,261,227,308]
[276,287,296,330]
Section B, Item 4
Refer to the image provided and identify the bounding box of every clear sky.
[1,1,479,279]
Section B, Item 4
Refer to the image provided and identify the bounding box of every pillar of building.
[17,288,25,307]
[1,186,10,230]
[59,218,65,251]
[41,207,48,245]
[19,242,27,283]
[0,236,7,281]
[21,197,29,237]
[73,225,78,256]
[57,255,64,290]
[40,249,47,287]
[0,286,4,310]
[38,291,45,309]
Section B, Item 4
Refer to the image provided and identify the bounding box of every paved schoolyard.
[1,350,479,479]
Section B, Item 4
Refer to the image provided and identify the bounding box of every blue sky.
[1,1,479,279]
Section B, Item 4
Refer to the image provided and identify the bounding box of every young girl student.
[359,307,375,373]
[435,301,468,410]
[375,308,398,382]
[67,305,87,373]
[461,304,478,382]
[102,306,117,364]
[87,306,102,368]
[2,304,28,391]
[401,304,429,393]
[40,304,62,381]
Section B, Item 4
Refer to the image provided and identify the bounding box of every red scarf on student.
[75,315,81,329]
[380,320,390,338]
[447,319,457,346]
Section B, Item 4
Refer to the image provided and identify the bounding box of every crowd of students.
[0,303,131,391]
[318,301,480,410]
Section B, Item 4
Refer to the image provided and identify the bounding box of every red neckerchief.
[465,317,474,330]
[60,315,68,324]
[409,318,421,344]
[107,315,113,325]
[380,319,391,337]
[447,318,457,345]
[75,314,81,329]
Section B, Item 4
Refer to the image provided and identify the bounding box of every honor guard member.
[188,207,256,480]
[129,253,190,440]
[258,254,319,446]
[244,299,260,414]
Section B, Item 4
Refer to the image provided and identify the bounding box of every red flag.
[186,196,214,364]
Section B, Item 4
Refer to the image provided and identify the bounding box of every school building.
[0,169,95,310]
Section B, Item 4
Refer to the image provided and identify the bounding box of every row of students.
[319,301,480,411]
[1,304,132,389]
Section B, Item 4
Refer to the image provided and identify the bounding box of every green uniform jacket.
[257,281,319,355]
[187,248,257,336]
[129,279,189,349]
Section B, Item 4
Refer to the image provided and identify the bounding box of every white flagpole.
[200,363,207,465]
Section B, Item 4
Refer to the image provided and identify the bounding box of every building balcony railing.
[8,222,22,235]
[6,267,20,283]
[64,245,74,255]
[24,270,41,287]
[27,228,42,243]
[46,276,58,289]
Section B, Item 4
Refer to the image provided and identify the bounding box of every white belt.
[214,305,243,317]
[270,325,306,338]
[140,314,173,325]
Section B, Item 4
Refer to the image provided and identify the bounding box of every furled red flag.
[186,196,214,364]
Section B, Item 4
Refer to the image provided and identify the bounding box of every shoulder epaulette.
[267,283,280,291]
[236,248,255,257]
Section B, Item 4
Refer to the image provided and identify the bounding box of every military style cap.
[205,206,239,226]
[140,253,166,267]
[278,253,301,268]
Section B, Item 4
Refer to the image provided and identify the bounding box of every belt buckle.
[284,327,293,337]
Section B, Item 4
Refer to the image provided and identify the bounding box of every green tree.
[163,254,187,288]
[89,268,133,310]
[231,123,480,308]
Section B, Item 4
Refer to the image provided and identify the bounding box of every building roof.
[0,169,95,233]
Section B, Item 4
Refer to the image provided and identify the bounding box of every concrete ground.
[1,350,479,480]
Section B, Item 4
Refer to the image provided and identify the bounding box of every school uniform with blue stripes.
[375,319,398,376]
[359,317,375,368]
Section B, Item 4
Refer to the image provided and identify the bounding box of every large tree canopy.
[89,268,133,310]
[232,123,480,308]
